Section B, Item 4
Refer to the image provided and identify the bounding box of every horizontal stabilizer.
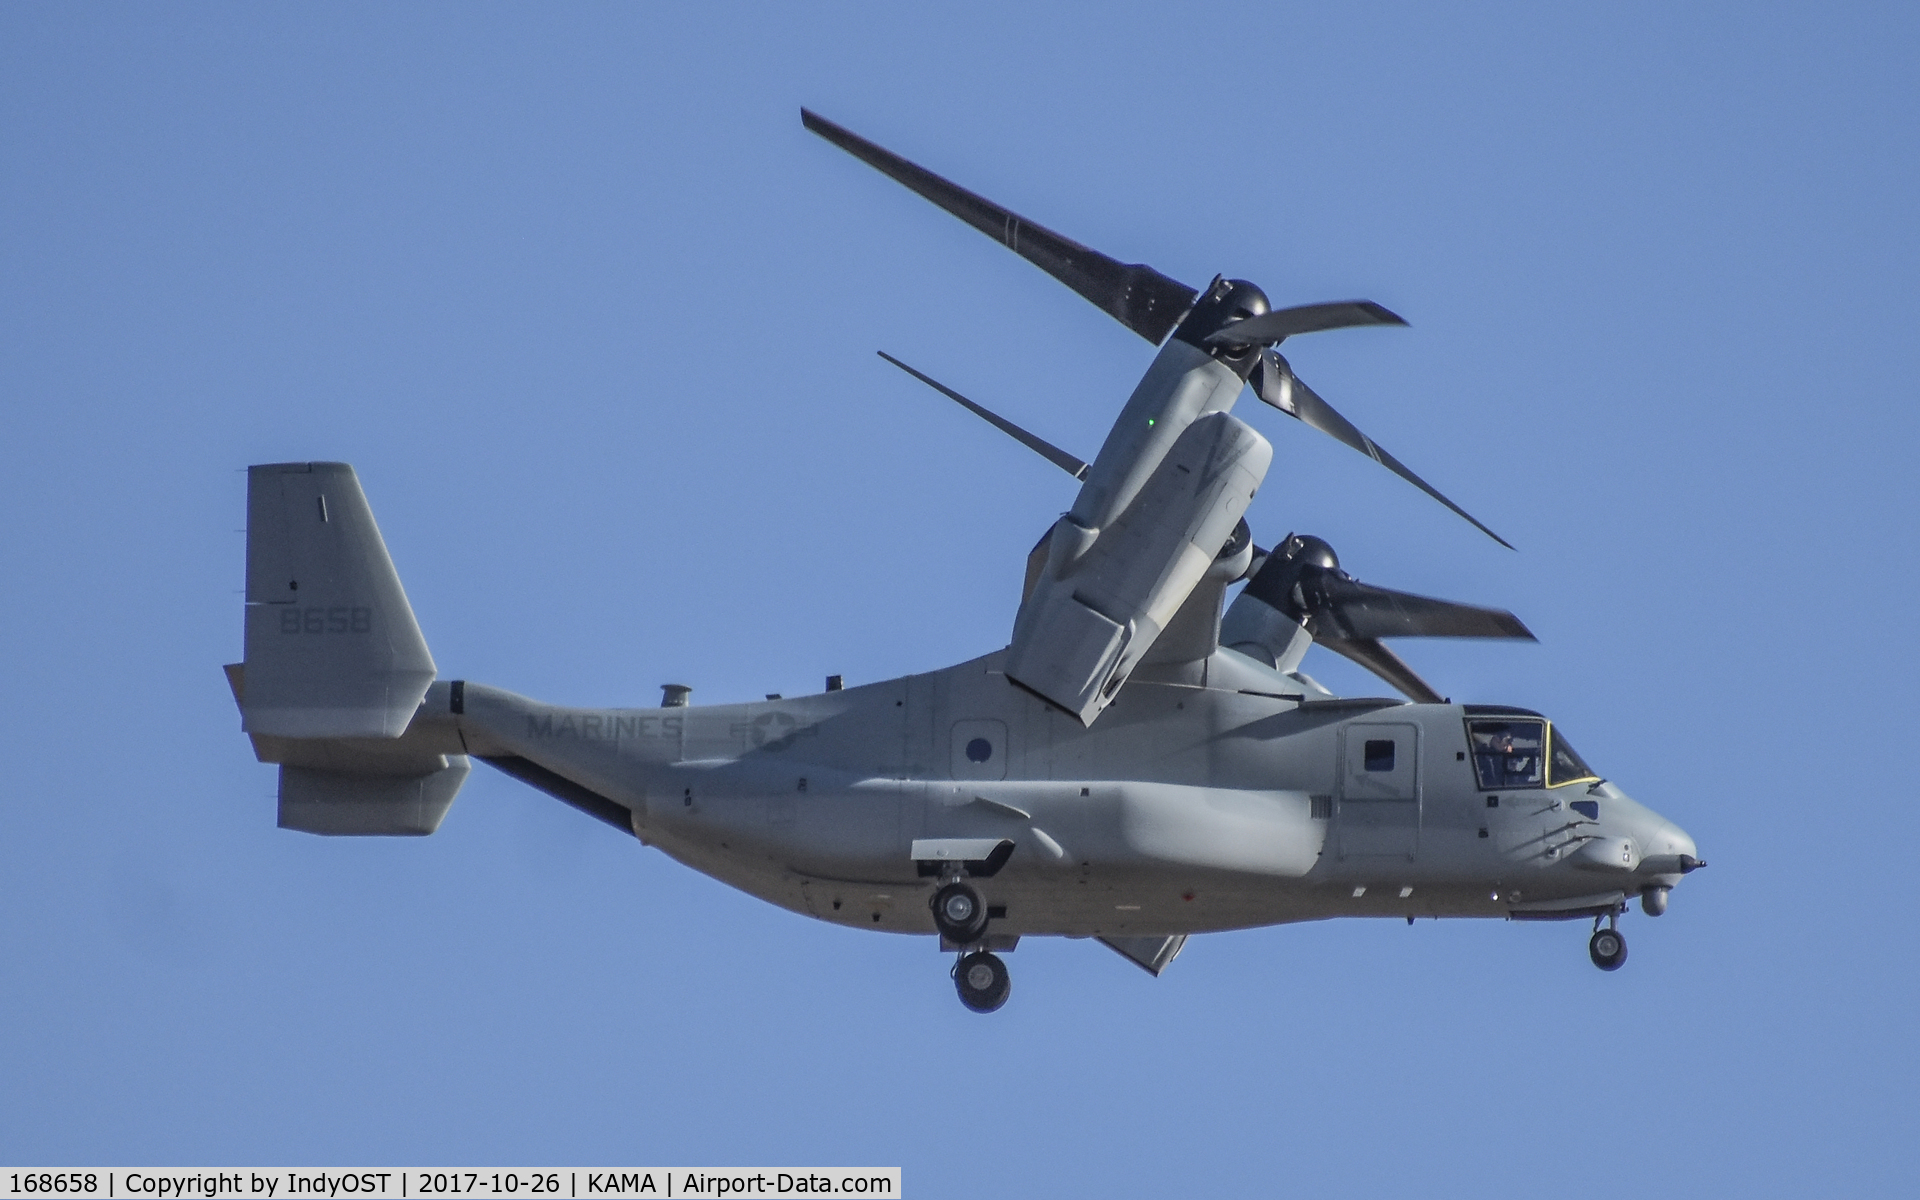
[278,758,468,836]
[241,463,436,739]
[228,668,471,835]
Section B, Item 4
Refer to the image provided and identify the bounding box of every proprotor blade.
[802,109,1198,344]
[877,351,1089,479]
[1310,575,1534,641]
[1240,533,1534,642]
[1253,350,1513,549]
[1242,567,1534,642]
[1316,637,1445,704]
[1205,300,1406,347]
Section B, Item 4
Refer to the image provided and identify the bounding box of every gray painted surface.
[278,757,468,836]
[240,463,435,739]
[231,633,1699,943]
[226,340,1699,978]
[1007,352,1271,724]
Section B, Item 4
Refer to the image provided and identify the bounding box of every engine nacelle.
[1007,413,1271,725]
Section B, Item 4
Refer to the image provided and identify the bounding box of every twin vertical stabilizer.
[233,462,465,835]
[241,462,436,738]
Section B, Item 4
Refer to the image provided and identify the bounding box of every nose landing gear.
[953,950,1011,1013]
[1589,910,1628,971]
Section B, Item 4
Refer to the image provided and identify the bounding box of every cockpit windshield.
[1547,727,1598,787]
[1467,718,1600,789]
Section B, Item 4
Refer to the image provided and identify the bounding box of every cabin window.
[1364,740,1396,772]
[1467,719,1544,789]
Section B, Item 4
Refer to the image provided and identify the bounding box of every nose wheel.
[1589,915,1628,971]
[953,950,1011,1013]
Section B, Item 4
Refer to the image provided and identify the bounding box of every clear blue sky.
[4,3,1917,1195]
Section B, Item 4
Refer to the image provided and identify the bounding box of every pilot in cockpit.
[1471,721,1544,789]
[1493,732,1534,782]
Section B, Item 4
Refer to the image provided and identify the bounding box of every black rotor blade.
[1302,576,1535,642]
[1205,300,1406,347]
[803,109,1198,344]
[1240,549,1533,641]
[1317,637,1444,704]
[877,351,1089,479]
[1253,350,1513,549]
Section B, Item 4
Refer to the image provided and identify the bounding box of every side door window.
[1343,723,1418,802]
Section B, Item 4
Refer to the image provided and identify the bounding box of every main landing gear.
[930,879,1010,1012]
[931,880,989,944]
[1589,910,1628,971]
[953,950,1011,1013]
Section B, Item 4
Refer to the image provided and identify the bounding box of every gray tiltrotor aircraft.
[227,111,1704,1012]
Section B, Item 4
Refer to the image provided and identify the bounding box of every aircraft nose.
[1637,818,1704,915]
[1658,821,1699,865]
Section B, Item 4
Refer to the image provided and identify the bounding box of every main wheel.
[1589,927,1628,971]
[931,881,989,944]
[953,950,1011,1013]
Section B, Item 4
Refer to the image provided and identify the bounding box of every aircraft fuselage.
[408,646,1697,943]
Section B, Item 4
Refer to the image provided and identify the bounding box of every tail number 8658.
[280,605,373,634]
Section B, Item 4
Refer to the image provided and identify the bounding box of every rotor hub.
[1174,278,1271,370]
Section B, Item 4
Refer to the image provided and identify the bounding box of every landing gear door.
[1337,722,1421,860]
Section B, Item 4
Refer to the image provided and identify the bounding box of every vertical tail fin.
[241,462,436,738]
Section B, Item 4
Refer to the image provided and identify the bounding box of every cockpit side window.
[1467,719,1544,789]
[1547,725,1599,788]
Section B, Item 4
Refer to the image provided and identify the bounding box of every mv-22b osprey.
[226,110,1704,1012]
